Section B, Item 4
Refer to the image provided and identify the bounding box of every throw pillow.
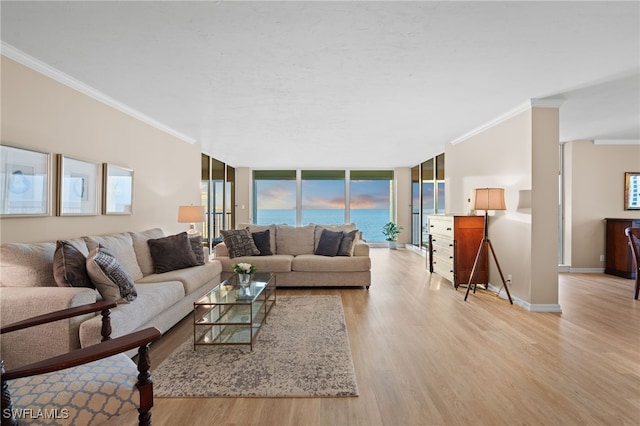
[251,229,273,256]
[221,229,260,258]
[337,229,359,257]
[147,232,200,274]
[189,234,206,265]
[86,245,137,303]
[314,229,344,257]
[53,240,94,288]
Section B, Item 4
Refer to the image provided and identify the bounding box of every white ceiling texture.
[1,1,639,168]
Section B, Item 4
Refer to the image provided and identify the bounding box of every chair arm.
[0,301,117,334]
[3,327,161,381]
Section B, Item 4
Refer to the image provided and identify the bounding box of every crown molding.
[1,42,196,144]
[450,98,565,145]
[593,139,640,145]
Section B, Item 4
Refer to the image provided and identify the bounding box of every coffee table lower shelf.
[193,273,275,350]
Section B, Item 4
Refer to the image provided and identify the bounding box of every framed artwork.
[0,144,51,217]
[625,172,640,210]
[103,163,134,215]
[57,155,100,216]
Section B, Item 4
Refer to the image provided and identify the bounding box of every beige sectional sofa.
[214,223,371,288]
[0,228,222,369]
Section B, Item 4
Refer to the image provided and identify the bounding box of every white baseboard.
[566,268,605,273]
[486,284,563,313]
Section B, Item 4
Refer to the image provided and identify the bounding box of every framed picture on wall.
[57,155,100,216]
[625,172,640,210]
[0,144,51,217]
[103,163,133,215]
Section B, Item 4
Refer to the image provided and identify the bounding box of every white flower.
[237,263,252,273]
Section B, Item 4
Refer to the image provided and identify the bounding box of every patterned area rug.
[153,295,359,397]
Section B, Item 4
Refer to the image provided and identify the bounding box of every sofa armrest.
[0,287,97,369]
[353,240,370,257]
[214,242,229,257]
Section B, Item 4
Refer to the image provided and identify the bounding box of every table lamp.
[177,205,205,237]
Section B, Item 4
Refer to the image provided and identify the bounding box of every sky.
[256,179,391,210]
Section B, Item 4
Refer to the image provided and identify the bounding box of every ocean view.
[255,209,390,242]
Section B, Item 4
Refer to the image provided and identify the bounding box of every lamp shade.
[473,188,506,211]
[177,205,205,223]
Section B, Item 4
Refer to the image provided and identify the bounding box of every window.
[410,153,445,249]
[350,170,393,242]
[436,153,445,214]
[253,170,297,225]
[201,155,235,249]
[253,169,394,242]
[301,170,345,225]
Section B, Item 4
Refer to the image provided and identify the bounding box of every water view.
[256,209,389,242]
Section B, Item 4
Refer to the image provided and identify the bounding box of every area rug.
[153,295,358,397]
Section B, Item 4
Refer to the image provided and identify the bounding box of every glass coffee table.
[193,272,275,350]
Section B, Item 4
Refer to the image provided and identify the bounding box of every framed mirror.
[625,172,640,210]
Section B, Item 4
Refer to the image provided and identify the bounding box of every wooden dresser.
[605,218,640,278]
[428,215,487,288]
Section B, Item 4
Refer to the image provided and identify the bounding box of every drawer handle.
[446,227,452,231]
[432,239,437,243]
[433,249,437,253]
[448,243,453,247]
[449,256,453,259]
[430,225,434,228]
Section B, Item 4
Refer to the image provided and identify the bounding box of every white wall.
[0,56,202,243]
[446,106,560,310]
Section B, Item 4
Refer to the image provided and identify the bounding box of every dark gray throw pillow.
[337,229,359,257]
[221,229,260,258]
[53,240,93,288]
[251,229,272,256]
[188,235,206,265]
[314,229,344,257]
[148,232,200,273]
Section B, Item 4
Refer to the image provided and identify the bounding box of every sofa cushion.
[86,246,137,304]
[217,255,294,275]
[130,228,165,276]
[147,232,200,274]
[292,254,372,272]
[276,224,315,255]
[53,240,94,288]
[0,242,57,287]
[251,229,273,256]
[79,280,184,347]
[84,233,144,281]
[338,229,359,257]
[136,261,222,295]
[221,229,260,258]
[314,229,344,257]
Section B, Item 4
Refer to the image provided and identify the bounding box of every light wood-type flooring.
[148,248,640,425]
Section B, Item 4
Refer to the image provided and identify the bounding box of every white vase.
[388,241,397,250]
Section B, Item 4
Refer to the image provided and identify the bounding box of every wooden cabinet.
[605,218,640,278]
[428,215,487,288]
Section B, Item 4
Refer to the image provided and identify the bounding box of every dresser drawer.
[428,216,453,238]
[433,258,454,282]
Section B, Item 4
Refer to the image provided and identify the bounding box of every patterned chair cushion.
[7,353,139,425]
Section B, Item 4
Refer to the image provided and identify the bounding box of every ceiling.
[2,1,639,168]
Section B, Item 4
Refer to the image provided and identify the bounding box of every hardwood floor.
[148,248,640,425]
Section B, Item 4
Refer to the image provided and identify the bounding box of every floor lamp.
[464,188,513,304]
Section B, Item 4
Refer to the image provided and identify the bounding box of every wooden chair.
[625,227,640,300]
[1,300,161,426]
